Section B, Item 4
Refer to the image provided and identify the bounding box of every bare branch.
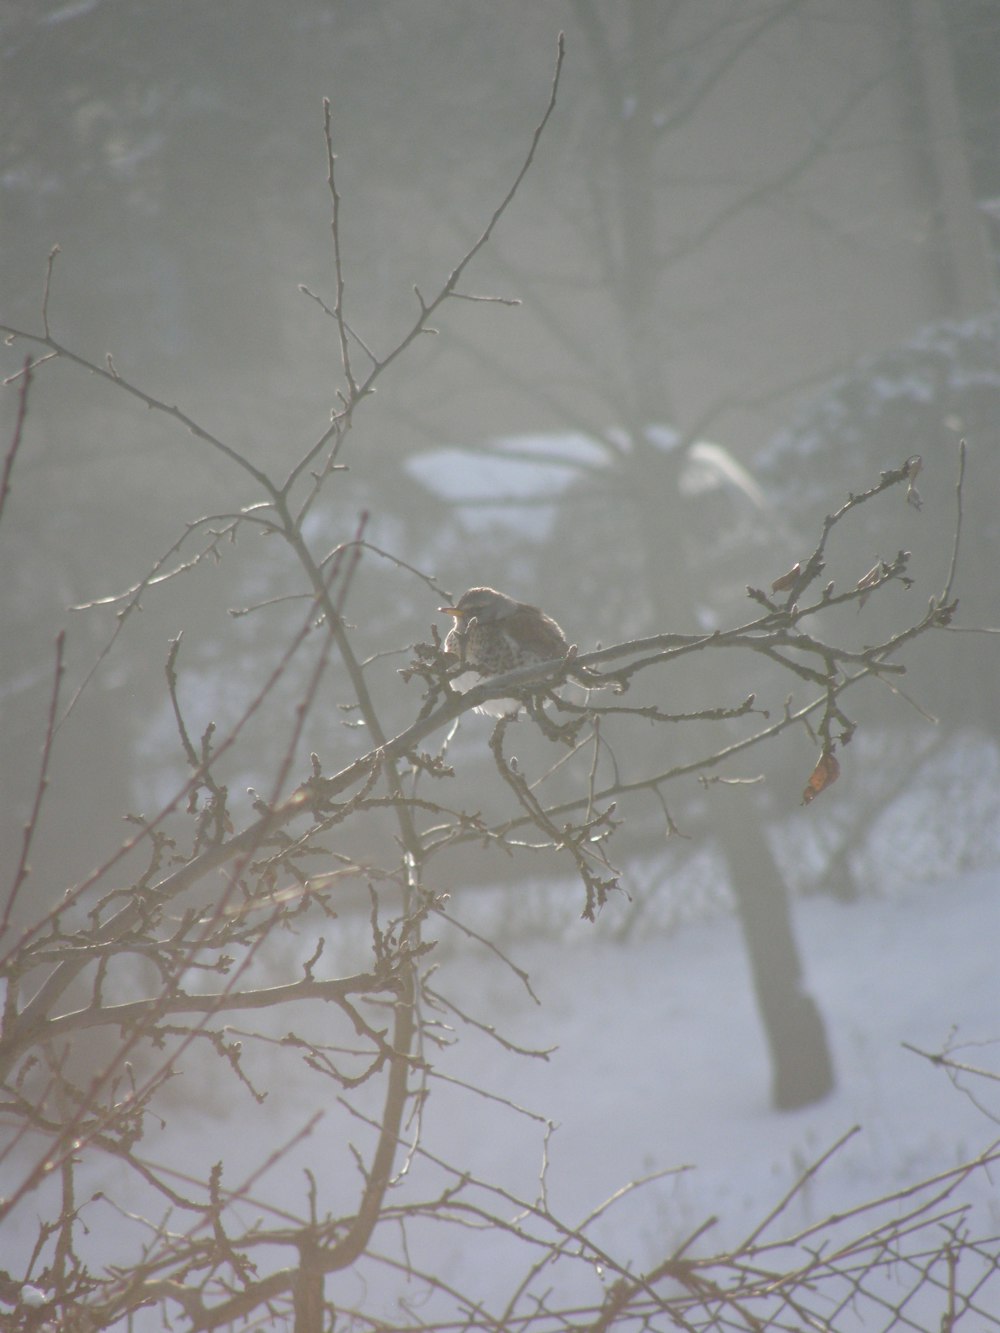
[1,632,64,933]
[0,356,31,525]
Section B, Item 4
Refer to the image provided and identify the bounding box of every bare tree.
[1,32,998,1333]
[395,1,991,1109]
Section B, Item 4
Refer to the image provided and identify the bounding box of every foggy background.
[3,0,997,906]
[5,4,1000,1324]
[3,0,1000,1064]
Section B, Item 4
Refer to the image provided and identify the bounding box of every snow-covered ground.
[401,863,1000,1319]
[6,861,1000,1327]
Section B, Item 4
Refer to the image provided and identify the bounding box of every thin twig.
[1,631,65,933]
[42,244,60,337]
[284,32,567,500]
[323,98,358,399]
[941,437,966,605]
[0,356,32,524]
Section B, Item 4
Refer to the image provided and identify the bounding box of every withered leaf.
[856,562,881,609]
[904,454,923,510]
[802,749,840,805]
[772,562,801,593]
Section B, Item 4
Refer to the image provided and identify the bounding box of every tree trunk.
[610,0,835,1107]
[717,791,835,1107]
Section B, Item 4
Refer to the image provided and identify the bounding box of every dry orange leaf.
[802,749,840,805]
[771,562,801,593]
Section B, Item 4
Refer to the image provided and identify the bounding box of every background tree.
[2,23,999,1329]
[3,6,1000,1326]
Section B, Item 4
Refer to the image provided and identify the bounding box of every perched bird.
[439,586,575,716]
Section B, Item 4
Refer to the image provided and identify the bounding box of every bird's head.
[438,586,517,626]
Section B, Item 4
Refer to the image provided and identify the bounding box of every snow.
[405,432,611,535]
[6,859,1000,1325]
[405,428,760,535]
[420,865,1000,1270]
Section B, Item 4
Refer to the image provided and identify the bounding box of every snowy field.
[401,862,1000,1321]
[6,858,1000,1328]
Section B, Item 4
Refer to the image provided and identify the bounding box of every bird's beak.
[438,605,460,618]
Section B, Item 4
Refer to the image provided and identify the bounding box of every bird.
[438,586,577,716]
